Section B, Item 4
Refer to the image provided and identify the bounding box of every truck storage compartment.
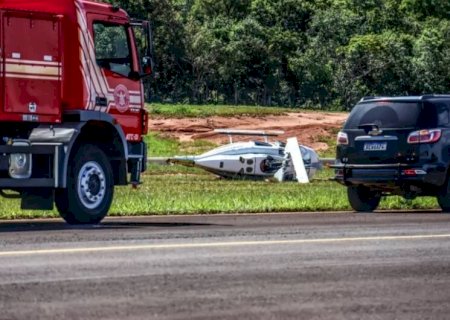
[2,11,62,118]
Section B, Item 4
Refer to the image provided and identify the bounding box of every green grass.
[145,132,217,157]
[98,167,442,215]
[0,166,439,220]
[148,103,294,118]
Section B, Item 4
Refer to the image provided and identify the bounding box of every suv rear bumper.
[331,162,447,189]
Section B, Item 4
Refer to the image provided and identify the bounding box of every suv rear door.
[342,101,428,165]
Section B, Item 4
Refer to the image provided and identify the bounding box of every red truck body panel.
[0,0,145,140]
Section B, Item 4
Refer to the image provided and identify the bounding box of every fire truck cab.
[0,0,152,224]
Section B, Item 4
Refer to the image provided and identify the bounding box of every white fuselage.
[174,141,321,180]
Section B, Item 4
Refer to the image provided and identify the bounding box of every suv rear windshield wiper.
[358,123,381,134]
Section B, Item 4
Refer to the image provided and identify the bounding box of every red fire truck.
[0,0,152,224]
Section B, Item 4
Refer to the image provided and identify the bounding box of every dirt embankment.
[150,112,348,151]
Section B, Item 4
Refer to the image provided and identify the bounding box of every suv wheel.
[437,179,450,213]
[347,186,381,212]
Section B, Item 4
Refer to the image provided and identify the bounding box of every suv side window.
[93,22,131,77]
[437,102,450,126]
[418,102,438,128]
[421,101,450,127]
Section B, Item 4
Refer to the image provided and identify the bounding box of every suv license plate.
[364,142,387,151]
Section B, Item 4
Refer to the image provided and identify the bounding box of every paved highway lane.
[1,212,450,320]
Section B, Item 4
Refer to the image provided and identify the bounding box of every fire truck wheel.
[55,144,114,224]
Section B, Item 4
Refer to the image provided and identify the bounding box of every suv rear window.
[344,101,445,130]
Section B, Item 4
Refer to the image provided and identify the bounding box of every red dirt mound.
[150,112,348,151]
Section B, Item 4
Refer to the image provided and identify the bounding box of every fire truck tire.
[55,144,114,224]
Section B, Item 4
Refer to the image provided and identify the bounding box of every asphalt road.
[1,212,450,320]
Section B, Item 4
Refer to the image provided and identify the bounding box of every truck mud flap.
[21,189,54,210]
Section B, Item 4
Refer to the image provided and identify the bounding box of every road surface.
[1,212,450,319]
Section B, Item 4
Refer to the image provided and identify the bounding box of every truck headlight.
[9,141,32,179]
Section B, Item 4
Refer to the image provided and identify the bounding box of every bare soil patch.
[150,112,348,151]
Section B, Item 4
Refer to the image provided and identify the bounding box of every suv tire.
[437,179,450,213]
[347,186,381,212]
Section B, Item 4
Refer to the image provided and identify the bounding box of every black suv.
[332,95,450,212]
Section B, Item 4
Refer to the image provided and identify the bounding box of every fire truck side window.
[93,22,131,77]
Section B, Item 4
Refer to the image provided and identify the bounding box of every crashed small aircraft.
[169,129,321,183]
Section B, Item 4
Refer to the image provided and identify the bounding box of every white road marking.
[1,234,450,257]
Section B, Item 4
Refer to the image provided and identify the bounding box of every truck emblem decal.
[114,84,130,113]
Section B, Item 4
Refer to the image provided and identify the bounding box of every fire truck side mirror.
[142,56,153,75]
[140,21,154,78]
[130,19,155,79]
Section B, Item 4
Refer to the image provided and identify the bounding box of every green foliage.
[334,31,415,107]
[412,19,450,93]
[108,0,450,110]
[400,0,450,20]
[191,0,252,21]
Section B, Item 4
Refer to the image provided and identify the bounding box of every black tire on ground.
[55,144,114,224]
[347,186,381,212]
[437,179,450,213]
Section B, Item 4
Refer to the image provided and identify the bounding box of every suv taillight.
[337,131,349,145]
[407,129,442,144]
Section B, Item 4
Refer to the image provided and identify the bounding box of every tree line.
[110,0,450,110]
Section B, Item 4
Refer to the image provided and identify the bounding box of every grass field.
[145,132,217,157]
[110,165,438,215]
[0,104,441,220]
[0,165,439,220]
[148,103,294,118]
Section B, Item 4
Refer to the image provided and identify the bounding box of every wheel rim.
[77,161,106,210]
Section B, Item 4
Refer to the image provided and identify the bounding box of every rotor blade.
[285,137,309,183]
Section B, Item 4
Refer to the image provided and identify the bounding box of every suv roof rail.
[420,94,450,100]
[360,96,382,101]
